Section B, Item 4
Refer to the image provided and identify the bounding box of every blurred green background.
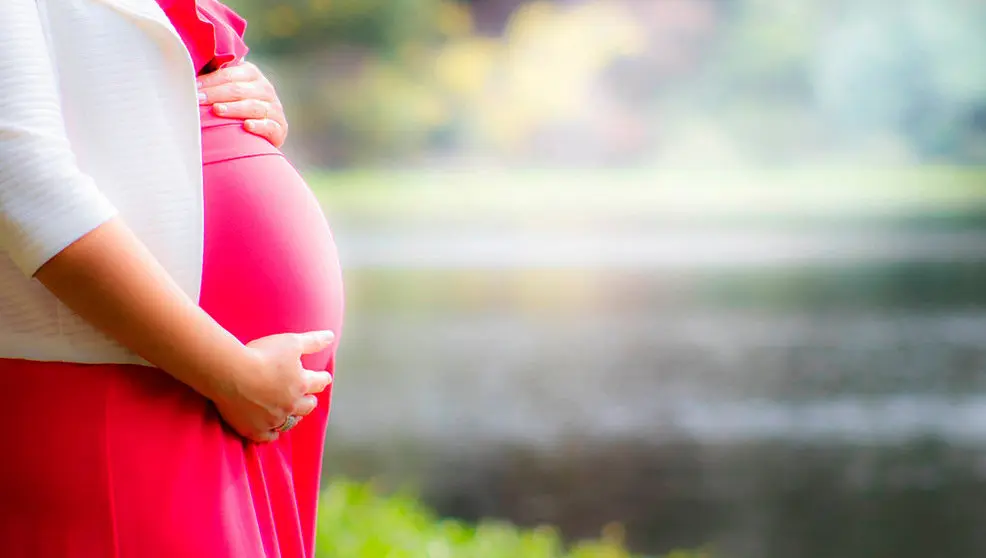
[223,1,986,557]
[231,0,986,168]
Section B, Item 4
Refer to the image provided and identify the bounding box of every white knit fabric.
[0,0,204,364]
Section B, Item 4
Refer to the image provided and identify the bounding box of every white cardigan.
[0,0,204,364]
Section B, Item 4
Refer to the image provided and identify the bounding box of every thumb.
[296,330,335,355]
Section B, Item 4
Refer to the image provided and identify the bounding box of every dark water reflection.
[427,438,986,558]
[460,438,986,558]
[324,260,986,558]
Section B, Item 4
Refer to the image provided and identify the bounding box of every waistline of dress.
[199,105,282,165]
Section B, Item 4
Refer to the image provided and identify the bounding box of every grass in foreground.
[316,479,705,558]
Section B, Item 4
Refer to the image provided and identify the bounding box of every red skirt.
[0,110,345,558]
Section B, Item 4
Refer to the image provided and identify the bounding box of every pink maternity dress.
[0,1,345,556]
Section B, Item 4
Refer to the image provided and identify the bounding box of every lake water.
[322,225,986,558]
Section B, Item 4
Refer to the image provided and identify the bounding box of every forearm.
[34,217,249,400]
[2,4,266,426]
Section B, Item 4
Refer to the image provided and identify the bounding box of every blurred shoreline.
[310,166,986,228]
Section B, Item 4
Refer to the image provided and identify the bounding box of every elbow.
[1,170,118,277]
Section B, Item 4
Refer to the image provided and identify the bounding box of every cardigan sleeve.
[0,0,118,277]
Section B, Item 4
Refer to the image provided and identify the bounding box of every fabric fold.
[155,0,249,74]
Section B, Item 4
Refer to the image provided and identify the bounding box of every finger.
[213,99,271,120]
[199,80,274,105]
[196,62,261,90]
[244,120,286,147]
[297,330,335,355]
[292,395,319,417]
[303,369,333,395]
[251,430,279,444]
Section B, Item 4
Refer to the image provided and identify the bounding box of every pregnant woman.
[0,1,343,557]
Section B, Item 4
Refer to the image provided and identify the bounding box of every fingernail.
[244,120,257,131]
[214,103,227,114]
[196,79,204,88]
[317,330,335,342]
[197,92,207,103]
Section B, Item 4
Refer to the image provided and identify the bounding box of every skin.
[198,61,289,148]
[35,220,331,443]
[33,64,322,443]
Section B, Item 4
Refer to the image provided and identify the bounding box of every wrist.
[170,326,257,405]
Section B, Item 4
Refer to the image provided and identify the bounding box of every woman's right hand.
[30,217,334,445]
[211,330,335,443]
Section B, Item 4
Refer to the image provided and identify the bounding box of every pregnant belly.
[197,109,344,360]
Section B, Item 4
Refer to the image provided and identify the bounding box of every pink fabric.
[156,0,249,74]
[0,3,344,556]
[196,106,345,558]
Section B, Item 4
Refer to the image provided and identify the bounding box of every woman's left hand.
[197,61,289,148]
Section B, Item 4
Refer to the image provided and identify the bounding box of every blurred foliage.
[228,0,646,165]
[223,0,986,168]
[229,0,446,54]
[316,478,707,557]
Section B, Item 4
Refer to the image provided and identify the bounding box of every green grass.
[305,166,986,230]
[315,479,706,558]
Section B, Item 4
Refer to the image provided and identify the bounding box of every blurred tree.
[811,0,986,162]
[222,0,986,167]
[227,0,446,55]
